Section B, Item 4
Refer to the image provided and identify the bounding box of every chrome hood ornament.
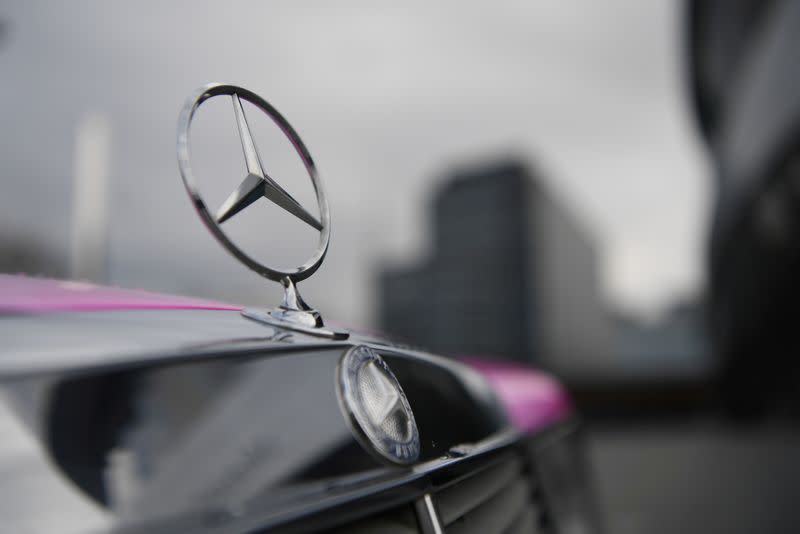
[177,83,346,339]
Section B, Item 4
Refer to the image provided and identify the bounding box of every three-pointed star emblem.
[362,360,405,428]
[215,94,322,230]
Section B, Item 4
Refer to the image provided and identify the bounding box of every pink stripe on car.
[462,357,573,433]
[0,274,242,313]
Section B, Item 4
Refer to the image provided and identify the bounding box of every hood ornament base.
[241,278,349,339]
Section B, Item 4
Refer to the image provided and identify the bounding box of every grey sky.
[0,1,708,327]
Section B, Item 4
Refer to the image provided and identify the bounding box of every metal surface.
[218,94,322,231]
[0,332,562,534]
[177,83,329,281]
[0,310,345,379]
[0,300,579,532]
[337,345,421,466]
[176,83,343,338]
[415,494,444,534]
[241,278,348,340]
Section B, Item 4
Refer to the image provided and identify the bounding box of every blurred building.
[613,297,711,381]
[378,160,611,378]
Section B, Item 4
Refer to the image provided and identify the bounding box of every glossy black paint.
[0,308,587,533]
[381,350,507,460]
[0,309,524,533]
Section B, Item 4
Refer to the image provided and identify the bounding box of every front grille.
[433,453,541,533]
[314,448,545,534]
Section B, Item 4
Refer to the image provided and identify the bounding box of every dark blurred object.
[0,234,65,278]
[569,297,714,420]
[378,159,610,379]
[0,18,8,49]
[613,297,710,382]
[688,0,800,417]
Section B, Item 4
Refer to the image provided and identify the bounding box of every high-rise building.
[378,160,611,378]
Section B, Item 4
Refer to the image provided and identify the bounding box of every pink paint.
[0,274,242,313]
[462,357,572,433]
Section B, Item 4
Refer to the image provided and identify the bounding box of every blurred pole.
[70,112,111,283]
[0,19,7,49]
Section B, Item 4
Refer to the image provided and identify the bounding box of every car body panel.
[0,274,583,533]
[462,357,573,433]
[0,276,575,438]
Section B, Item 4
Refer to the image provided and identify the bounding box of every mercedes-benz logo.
[337,346,421,466]
[177,83,346,339]
[177,83,329,282]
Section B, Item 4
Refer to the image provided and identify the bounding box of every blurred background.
[2,1,800,532]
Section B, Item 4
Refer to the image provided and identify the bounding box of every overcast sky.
[0,1,709,327]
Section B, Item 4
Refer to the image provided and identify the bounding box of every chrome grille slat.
[436,455,524,525]
[315,445,546,534]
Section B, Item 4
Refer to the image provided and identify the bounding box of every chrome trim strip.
[415,494,444,534]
